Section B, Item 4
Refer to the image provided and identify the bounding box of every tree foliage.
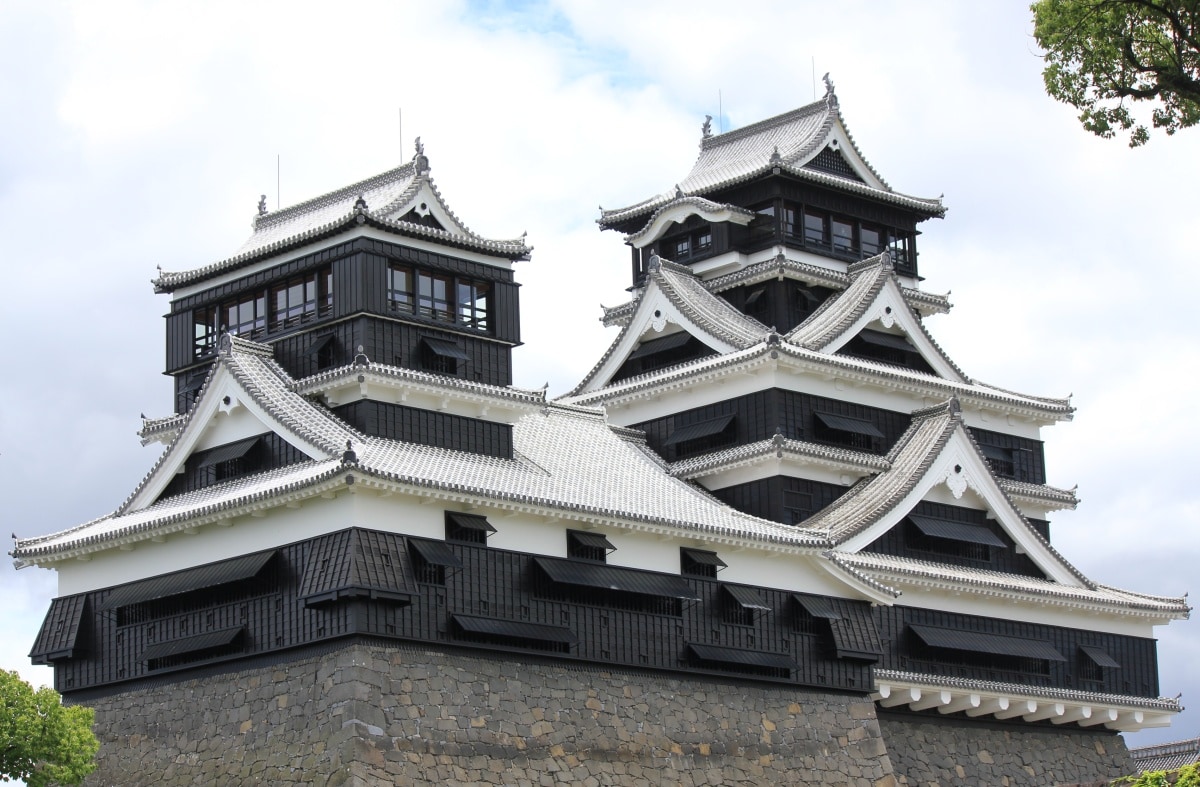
[1032,0,1200,145]
[1114,763,1200,785]
[0,671,98,786]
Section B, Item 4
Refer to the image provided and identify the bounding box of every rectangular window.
[860,225,882,256]
[193,306,219,358]
[456,280,491,331]
[388,265,413,313]
[271,271,323,329]
[226,294,266,338]
[804,210,827,246]
[693,230,712,252]
[417,272,452,322]
[832,218,854,255]
[887,230,913,267]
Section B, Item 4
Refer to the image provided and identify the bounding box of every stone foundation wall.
[878,711,1135,787]
[80,641,895,786]
[77,640,1138,786]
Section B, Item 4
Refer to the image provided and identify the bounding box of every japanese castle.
[15,82,1188,785]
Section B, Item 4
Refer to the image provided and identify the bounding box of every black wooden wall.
[32,525,1159,708]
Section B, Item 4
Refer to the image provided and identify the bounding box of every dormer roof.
[153,144,531,293]
[787,252,969,382]
[599,80,945,232]
[804,399,1090,587]
[566,254,1066,421]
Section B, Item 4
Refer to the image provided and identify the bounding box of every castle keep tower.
[15,89,1187,786]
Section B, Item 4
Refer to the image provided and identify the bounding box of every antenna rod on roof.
[399,108,402,162]
[276,154,280,210]
[813,58,817,101]
[719,90,723,134]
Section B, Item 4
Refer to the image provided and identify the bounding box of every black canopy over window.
[663,414,735,446]
[907,515,1008,548]
[99,550,276,611]
[535,557,701,601]
[813,412,884,437]
[910,624,1067,661]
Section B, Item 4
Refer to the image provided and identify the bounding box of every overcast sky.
[1,0,1196,750]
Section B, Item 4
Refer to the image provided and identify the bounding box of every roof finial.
[674,184,684,198]
[701,114,713,139]
[822,72,834,96]
[354,194,368,212]
[342,440,358,465]
[353,344,370,367]
[257,195,268,216]
[413,137,429,174]
[769,146,782,167]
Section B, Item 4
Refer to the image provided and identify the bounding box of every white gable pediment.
[814,274,968,383]
[837,425,1084,587]
[379,179,467,237]
[579,284,740,395]
[121,360,335,515]
[793,126,888,191]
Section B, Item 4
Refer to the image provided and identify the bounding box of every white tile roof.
[13,337,829,561]
[834,551,1189,616]
[566,320,1073,421]
[599,88,944,230]
[13,339,1185,620]
[153,154,531,292]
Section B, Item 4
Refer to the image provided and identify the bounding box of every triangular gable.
[807,400,1089,588]
[120,334,358,515]
[570,257,769,395]
[375,176,473,241]
[784,115,886,191]
[787,254,969,383]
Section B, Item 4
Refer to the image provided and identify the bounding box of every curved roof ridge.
[786,253,891,348]
[651,257,770,348]
[803,400,960,540]
[669,435,891,479]
[623,196,754,245]
[564,308,642,398]
[705,253,851,293]
[782,253,970,383]
[221,342,362,457]
[252,161,416,230]
[814,87,890,190]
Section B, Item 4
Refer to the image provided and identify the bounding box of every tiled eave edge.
[1000,479,1079,510]
[14,452,840,565]
[873,669,1179,732]
[669,436,890,480]
[153,211,531,293]
[833,552,1190,619]
[293,362,551,410]
[139,413,187,445]
[12,462,347,565]
[598,163,943,230]
[346,469,833,552]
[566,343,1074,423]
